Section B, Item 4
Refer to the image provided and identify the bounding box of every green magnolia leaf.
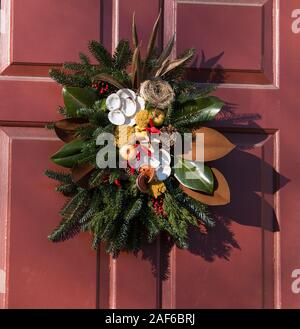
[51,139,86,168]
[171,96,224,127]
[51,153,86,168]
[174,157,214,194]
[62,87,98,116]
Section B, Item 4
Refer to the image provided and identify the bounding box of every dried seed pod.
[139,165,155,183]
[136,173,150,193]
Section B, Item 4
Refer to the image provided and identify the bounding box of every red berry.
[114,179,122,188]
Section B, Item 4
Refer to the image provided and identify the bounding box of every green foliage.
[88,40,113,68]
[166,178,215,228]
[62,86,98,116]
[113,39,132,70]
[174,157,215,194]
[55,183,77,196]
[48,190,91,242]
[49,68,90,88]
[51,139,87,168]
[163,192,195,249]
[170,96,224,129]
[45,169,72,184]
[89,169,106,188]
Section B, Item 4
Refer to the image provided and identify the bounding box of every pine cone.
[160,124,177,148]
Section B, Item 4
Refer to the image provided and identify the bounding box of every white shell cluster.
[106,89,145,126]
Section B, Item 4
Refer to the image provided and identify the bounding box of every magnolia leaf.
[62,87,98,116]
[172,96,224,126]
[157,34,175,68]
[132,12,139,49]
[159,48,195,77]
[51,153,84,168]
[51,139,85,168]
[184,127,235,162]
[174,157,214,194]
[72,163,96,188]
[181,168,230,206]
[93,73,126,89]
[54,118,89,143]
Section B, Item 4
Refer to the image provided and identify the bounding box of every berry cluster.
[92,82,110,95]
[151,197,167,218]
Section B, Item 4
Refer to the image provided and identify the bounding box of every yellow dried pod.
[149,181,166,198]
[135,110,150,128]
[114,125,134,148]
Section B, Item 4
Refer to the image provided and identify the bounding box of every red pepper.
[145,126,161,134]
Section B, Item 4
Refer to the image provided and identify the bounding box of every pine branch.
[89,169,106,188]
[45,169,73,184]
[112,197,145,255]
[63,62,84,71]
[142,206,162,242]
[49,190,91,242]
[113,39,132,70]
[79,208,96,225]
[165,178,215,228]
[49,69,90,87]
[55,183,77,196]
[79,52,94,76]
[163,192,196,249]
[88,40,113,68]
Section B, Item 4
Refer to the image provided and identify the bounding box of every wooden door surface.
[0,0,299,309]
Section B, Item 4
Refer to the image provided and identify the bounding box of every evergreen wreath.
[46,12,235,257]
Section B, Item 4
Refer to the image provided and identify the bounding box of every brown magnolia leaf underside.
[181,168,230,206]
[184,127,235,162]
[71,163,96,188]
[54,118,89,142]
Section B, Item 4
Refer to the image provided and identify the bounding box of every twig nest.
[140,79,174,109]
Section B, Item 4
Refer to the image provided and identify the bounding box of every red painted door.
[0,0,299,309]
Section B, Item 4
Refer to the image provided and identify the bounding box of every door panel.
[168,0,276,84]
[0,0,101,76]
[0,127,97,308]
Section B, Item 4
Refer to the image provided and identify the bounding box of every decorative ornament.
[106,88,145,126]
[45,12,235,257]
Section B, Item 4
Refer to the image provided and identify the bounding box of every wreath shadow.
[139,51,289,280]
